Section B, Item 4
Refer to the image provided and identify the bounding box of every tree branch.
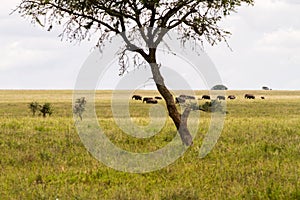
[158,0,193,28]
[48,2,120,33]
[167,8,197,30]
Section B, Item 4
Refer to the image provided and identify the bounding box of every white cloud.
[254,28,300,68]
[0,35,72,70]
[0,41,43,70]
[256,28,300,50]
[0,12,93,89]
[203,0,300,90]
[0,0,20,15]
[278,0,300,5]
[239,0,300,32]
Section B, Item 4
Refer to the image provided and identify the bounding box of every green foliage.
[39,103,53,117]
[28,101,54,117]
[188,100,226,113]
[28,101,40,116]
[200,100,226,113]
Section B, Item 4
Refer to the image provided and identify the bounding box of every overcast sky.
[0,0,299,90]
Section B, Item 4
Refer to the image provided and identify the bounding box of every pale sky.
[0,0,299,90]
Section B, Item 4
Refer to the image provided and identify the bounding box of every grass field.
[0,90,299,199]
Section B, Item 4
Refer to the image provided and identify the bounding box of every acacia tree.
[16,0,254,146]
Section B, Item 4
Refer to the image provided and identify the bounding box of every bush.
[262,86,270,90]
[28,101,40,116]
[73,97,87,120]
[39,103,53,117]
[211,84,228,90]
[200,100,226,113]
[185,100,226,113]
[29,102,53,117]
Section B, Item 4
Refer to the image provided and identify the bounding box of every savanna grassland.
[0,90,299,199]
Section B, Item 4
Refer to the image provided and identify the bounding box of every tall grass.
[0,90,299,199]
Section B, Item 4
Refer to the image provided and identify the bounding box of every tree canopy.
[16,0,254,53]
[262,86,270,90]
[211,84,228,90]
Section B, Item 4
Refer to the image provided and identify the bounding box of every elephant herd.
[132,95,162,104]
[244,94,265,99]
[132,93,265,104]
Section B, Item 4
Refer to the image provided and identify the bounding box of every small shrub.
[28,101,40,116]
[39,103,53,117]
[28,102,54,117]
[188,100,226,113]
[73,97,87,120]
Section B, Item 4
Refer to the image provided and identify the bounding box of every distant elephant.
[179,94,195,100]
[186,95,196,100]
[201,95,210,100]
[217,95,225,100]
[143,97,153,103]
[146,99,158,104]
[132,95,142,100]
[227,95,236,100]
[244,94,255,99]
[261,96,265,99]
[155,96,162,100]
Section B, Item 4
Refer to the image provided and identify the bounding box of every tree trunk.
[156,84,193,146]
[146,48,193,146]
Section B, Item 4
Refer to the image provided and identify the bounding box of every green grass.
[0,90,300,199]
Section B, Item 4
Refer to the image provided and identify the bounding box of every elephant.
[201,95,210,100]
[217,95,226,100]
[143,97,153,103]
[132,95,142,100]
[227,95,236,100]
[179,94,195,100]
[244,94,255,99]
[146,99,158,104]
